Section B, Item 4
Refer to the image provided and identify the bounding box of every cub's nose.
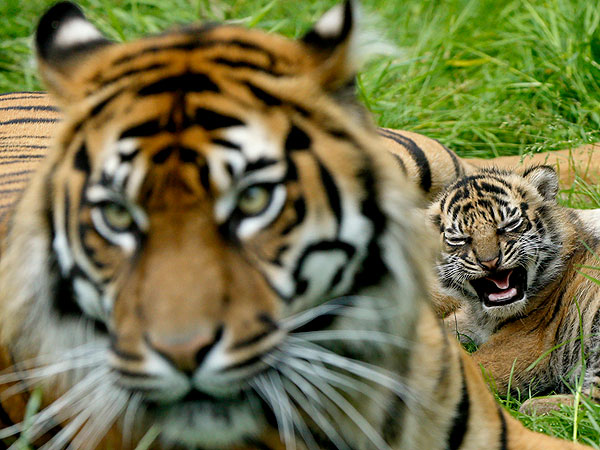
[147,326,224,375]
[479,256,499,270]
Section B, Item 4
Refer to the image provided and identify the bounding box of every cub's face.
[429,166,564,320]
[5,2,428,449]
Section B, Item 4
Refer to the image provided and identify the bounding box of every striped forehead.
[90,115,288,198]
[441,175,523,227]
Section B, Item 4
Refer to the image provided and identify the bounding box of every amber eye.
[101,203,133,231]
[237,185,272,216]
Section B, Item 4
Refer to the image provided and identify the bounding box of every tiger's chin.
[146,390,265,448]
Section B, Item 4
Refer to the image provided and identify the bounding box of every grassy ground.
[2,0,600,447]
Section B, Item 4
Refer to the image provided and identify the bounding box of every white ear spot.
[54,18,103,48]
[314,4,346,39]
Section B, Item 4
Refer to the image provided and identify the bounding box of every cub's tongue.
[485,269,512,290]
[488,288,517,302]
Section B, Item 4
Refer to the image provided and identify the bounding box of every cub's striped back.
[0,92,59,237]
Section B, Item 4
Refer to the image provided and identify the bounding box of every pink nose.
[480,257,499,270]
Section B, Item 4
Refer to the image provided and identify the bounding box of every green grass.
[2,0,600,447]
[2,0,600,159]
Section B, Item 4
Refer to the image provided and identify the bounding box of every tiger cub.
[430,165,600,408]
[0,1,589,449]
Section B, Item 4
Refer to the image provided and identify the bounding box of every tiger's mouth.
[470,267,527,307]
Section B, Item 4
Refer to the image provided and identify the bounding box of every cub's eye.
[101,203,134,231]
[237,185,272,216]
[499,217,522,233]
[445,235,468,247]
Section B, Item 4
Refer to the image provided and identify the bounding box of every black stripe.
[435,139,463,177]
[0,154,45,160]
[479,182,508,196]
[0,400,15,427]
[138,73,219,96]
[447,358,469,450]
[152,146,175,164]
[74,144,91,173]
[245,158,278,173]
[0,169,34,179]
[316,158,342,229]
[497,406,508,450]
[112,40,201,65]
[378,129,431,192]
[0,170,35,180]
[0,118,58,126]
[212,138,241,150]
[120,120,162,139]
[89,89,124,118]
[0,144,47,150]
[392,153,407,173]
[212,58,272,73]
[285,124,311,151]
[0,188,24,195]
[0,91,46,97]
[0,135,51,140]
[231,329,275,350]
[0,105,58,112]
[245,82,282,106]
[194,108,243,130]
[93,62,167,86]
[0,153,46,162]
[113,38,278,71]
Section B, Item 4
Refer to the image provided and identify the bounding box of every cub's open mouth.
[470,267,527,307]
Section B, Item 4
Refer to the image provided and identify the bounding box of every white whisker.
[275,362,351,450]
[122,391,144,448]
[292,330,412,349]
[284,339,424,404]
[251,375,292,449]
[0,355,105,401]
[284,358,392,450]
[0,367,110,441]
[73,386,128,450]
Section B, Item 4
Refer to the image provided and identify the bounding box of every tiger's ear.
[521,165,559,201]
[301,1,357,91]
[35,2,112,101]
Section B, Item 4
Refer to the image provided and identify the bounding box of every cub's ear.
[35,2,112,101]
[521,165,559,201]
[300,1,357,91]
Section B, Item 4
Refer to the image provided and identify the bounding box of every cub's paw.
[519,395,575,416]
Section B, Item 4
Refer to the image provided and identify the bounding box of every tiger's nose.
[147,326,224,375]
[479,256,499,270]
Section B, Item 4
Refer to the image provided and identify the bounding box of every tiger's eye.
[238,186,271,216]
[101,203,133,230]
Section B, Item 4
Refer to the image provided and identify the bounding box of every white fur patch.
[53,230,74,275]
[73,277,103,320]
[314,3,346,38]
[54,18,103,48]
[577,209,600,235]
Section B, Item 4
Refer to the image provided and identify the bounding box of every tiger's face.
[0,2,432,448]
[429,166,565,321]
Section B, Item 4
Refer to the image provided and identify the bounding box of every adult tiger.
[429,165,600,413]
[0,1,589,449]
